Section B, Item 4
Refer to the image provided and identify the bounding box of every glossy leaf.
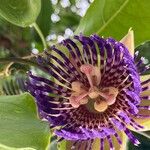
[0,93,50,150]
[75,0,150,46]
[0,0,41,27]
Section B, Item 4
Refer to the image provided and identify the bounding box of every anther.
[69,91,89,108]
[106,94,116,105]
[94,100,108,112]
[80,97,89,104]
[103,87,118,106]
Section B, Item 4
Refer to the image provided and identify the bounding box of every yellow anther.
[69,91,89,108]
[69,95,80,108]
[105,87,118,105]
[106,95,116,105]
[94,100,108,112]
[108,87,119,97]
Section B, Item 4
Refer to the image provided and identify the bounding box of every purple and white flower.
[28,31,150,150]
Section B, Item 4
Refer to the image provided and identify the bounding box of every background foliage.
[0,0,150,149]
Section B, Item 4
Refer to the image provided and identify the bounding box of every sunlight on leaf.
[0,0,41,27]
[76,0,150,46]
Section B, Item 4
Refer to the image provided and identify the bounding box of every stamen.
[71,81,83,92]
[94,100,108,112]
[98,91,109,100]
[74,92,89,102]
[106,94,117,105]
[80,97,89,104]
[69,95,80,108]
[108,87,119,97]
[28,34,144,148]
[69,92,89,108]
[103,87,118,105]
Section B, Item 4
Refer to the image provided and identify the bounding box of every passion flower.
[28,31,150,150]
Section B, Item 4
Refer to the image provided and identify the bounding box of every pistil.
[94,100,108,112]
[69,65,118,110]
[80,64,94,88]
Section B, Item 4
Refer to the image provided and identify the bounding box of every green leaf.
[75,0,150,46]
[33,0,53,51]
[127,131,150,150]
[135,41,150,60]
[48,141,58,150]
[58,140,66,150]
[0,93,50,150]
[36,0,53,37]
[0,0,41,27]
[135,41,150,75]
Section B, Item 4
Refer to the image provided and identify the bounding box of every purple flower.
[28,32,150,150]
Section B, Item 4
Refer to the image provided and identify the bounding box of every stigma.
[69,64,119,112]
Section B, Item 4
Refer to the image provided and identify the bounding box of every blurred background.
[0,0,92,95]
[0,0,93,56]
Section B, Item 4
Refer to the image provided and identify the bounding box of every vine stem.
[31,23,47,49]
[0,57,47,74]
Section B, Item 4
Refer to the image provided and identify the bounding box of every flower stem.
[0,57,47,73]
[32,23,47,49]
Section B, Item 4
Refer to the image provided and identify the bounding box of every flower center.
[69,64,119,112]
